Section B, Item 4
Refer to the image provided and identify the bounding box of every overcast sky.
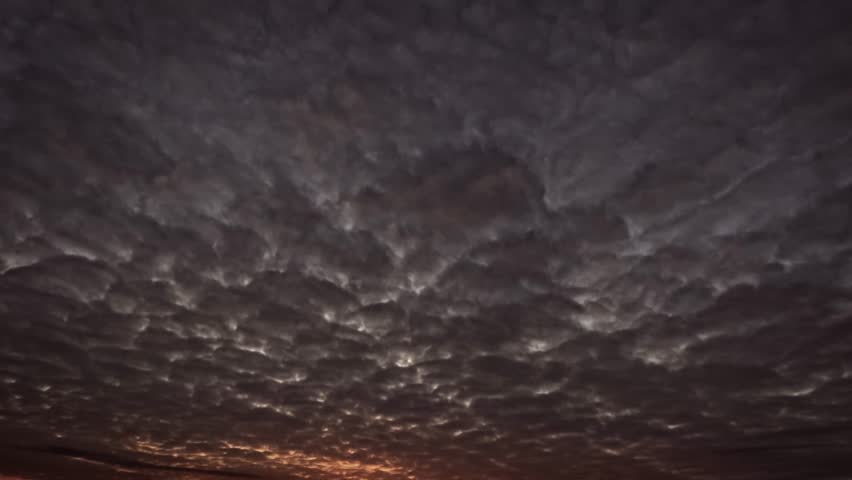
[1,1,852,479]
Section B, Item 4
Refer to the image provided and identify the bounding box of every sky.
[1,1,852,479]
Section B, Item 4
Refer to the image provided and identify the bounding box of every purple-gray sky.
[1,1,852,479]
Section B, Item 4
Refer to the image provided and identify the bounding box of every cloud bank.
[1,1,852,479]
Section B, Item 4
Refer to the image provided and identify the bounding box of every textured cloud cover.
[1,1,852,479]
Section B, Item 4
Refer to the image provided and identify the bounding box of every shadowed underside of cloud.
[14,445,260,478]
[1,1,852,479]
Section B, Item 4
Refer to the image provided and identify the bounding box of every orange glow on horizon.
[130,438,416,479]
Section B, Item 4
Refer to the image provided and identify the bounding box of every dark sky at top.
[1,1,852,479]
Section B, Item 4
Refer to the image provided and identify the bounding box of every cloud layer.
[1,1,852,479]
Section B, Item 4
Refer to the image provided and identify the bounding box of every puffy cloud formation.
[1,1,852,479]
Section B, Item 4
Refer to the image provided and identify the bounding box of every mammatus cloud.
[1,1,852,479]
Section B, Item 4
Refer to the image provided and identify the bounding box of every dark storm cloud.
[2,1,852,479]
[15,445,260,478]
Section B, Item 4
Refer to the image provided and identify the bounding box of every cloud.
[1,1,852,479]
[16,446,260,478]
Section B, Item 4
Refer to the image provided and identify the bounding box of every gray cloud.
[2,1,852,479]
